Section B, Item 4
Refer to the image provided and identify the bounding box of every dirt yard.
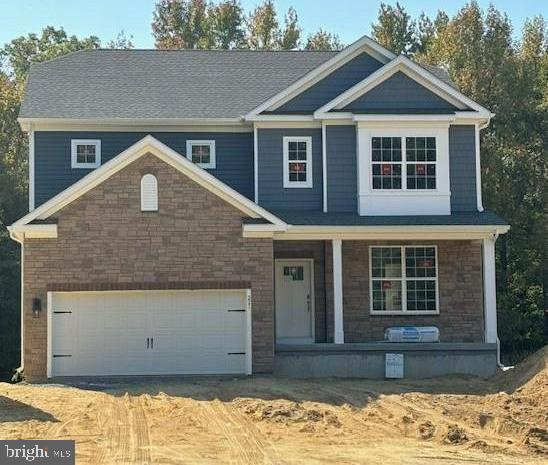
[0,347,546,465]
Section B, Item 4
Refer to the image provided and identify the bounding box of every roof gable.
[9,136,286,235]
[315,56,491,118]
[269,52,384,114]
[245,35,396,119]
[340,71,459,114]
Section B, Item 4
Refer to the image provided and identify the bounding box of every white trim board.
[314,56,492,119]
[18,117,249,133]
[244,35,395,119]
[9,135,286,237]
[242,224,510,240]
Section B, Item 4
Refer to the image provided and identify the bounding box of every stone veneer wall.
[22,154,274,380]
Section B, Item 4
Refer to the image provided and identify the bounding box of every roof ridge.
[91,48,338,53]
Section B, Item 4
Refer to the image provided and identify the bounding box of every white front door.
[275,260,314,344]
[49,290,249,377]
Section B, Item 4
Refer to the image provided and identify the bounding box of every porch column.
[332,239,344,343]
[483,236,498,343]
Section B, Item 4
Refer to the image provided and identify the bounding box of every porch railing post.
[333,239,344,343]
[483,235,498,343]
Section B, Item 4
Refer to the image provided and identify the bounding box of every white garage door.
[48,290,250,377]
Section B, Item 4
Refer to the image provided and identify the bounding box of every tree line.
[0,1,545,375]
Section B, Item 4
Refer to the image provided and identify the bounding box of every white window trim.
[283,136,313,188]
[186,140,216,169]
[71,139,101,169]
[371,136,438,192]
[369,245,440,315]
[141,174,158,212]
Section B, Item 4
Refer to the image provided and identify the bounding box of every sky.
[0,0,546,48]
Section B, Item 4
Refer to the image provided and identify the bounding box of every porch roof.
[244,210,507,227]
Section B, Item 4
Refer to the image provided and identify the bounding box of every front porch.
[273,342,498,378]
[271,236,500,378]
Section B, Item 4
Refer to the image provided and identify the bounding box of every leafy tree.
[1,26,99,83]
[246,0,279,49]
[152,0,212,49]
[371,2,416,55]
[107,30,135,49]
[278,7,301,50]
[208,0,246,49]
[305,29,343,51]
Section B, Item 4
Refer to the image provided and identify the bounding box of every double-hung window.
[372,136,437,190]
[71,140,101,169]
[186,140,216,169]
[283,136,312,188]
[370,246,439,314]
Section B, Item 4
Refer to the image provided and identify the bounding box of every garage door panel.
[51,290,249,376]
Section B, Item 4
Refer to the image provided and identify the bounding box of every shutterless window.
[406,137,436,189]
[71,140,101,169]
[186,140,216,169]
[370,246,438,313]
[371,136,436,190]
[283,136,312,188]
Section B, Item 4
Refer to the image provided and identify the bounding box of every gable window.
[186,140,216,169]
[371,136,436,190]
[283,136,312,188]
[141,174,158,211]
[370,246,438,314]
[71,139,101,169]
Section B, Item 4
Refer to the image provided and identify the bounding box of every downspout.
[489,228,508,370]
[8,228,24,372]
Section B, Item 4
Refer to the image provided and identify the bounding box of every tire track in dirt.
[128,396,152,465]
[198,399,285,465]
[91,395,131,464]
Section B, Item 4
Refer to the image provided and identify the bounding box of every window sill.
[283,184,313,189]
[370,310,440,316]
[71,164,100,169]
[366,190,450,197]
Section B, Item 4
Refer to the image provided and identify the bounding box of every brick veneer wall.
[274,241,483,342]
[341,240,485,343]
[22,154,274,380]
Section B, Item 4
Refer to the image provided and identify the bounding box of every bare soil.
[0,347,546,464]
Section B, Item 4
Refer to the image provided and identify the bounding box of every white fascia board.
[243,223,510,239]
[244,35,396,119]
[314,56,491,118]
[8,224,58,242]
[245,115,315,122]
[17,117,250,132]
[10,135,286,230]
[353,114,456,122]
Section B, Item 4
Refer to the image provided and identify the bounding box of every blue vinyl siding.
[272,52,383,114]
[341,72,459,113]
[257,128,322,210]
[449,125,478,212]
[34,131,253,206]
[326,125,357,212]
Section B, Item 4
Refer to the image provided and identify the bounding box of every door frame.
[46,288,252,378]
[274,258,315,343]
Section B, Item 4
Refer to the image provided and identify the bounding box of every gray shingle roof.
[20,49,458,120]
[20,49,337,119]
[244,210,507,227]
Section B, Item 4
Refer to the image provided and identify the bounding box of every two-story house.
[8,36,509,380]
